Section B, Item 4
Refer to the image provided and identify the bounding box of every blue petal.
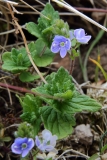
[38,143,46,151]
[35,136,41,147]
[60,47,67,58]
[53,35,67,43]
[50,135,58,147]
[77,35,91,44]
[65,39,71,50]
[74,29,85,39]
[27,138,34,150]
[42,129,52,142]
[51,42,60,53]
[11,143,22,154]
[14,137,28,146]
[22,149,29,157]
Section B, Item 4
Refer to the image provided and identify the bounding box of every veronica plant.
[1,3,102,156]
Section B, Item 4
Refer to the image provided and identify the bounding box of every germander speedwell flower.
[35,129,58,153]
[51,35,71,58]
[70,28,91,44]
[11,137,34,157]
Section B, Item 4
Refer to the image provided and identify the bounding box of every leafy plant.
[18,67,101,139]
[2,42,36,73]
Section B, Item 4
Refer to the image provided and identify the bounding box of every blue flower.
[11,137,34,157]
[70,28,91,44]
[51,35,71,58]
[35,129,58,153]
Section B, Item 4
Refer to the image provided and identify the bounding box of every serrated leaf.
[2,52,28,73]
[40,106,76,139]
[49,93,101,114]
[2,42,36,73]
[17,94,42,134]
[45,67,74,95]
[70,93,102,112]
[38,3,59,31]
[26,22,41,38]
[19,71,46,82]
[33,38,55,67]
[32,67,74,103]
[33,67,101,114]
[18,94,41,114]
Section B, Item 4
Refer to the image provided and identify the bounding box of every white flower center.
[60,42,65,47]
[22,143,27,149]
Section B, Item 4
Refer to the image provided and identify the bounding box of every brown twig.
[69,59,75,75]
[3,79,12,105]
[6,2,47,84]
[0,82,62,100]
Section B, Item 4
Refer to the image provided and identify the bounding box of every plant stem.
[0,82,63,101]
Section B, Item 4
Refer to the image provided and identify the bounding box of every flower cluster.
[11,129,58,158]
[51,28,91,58]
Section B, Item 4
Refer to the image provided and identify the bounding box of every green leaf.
[32,67,101,138]
[18,94,41,115]
[33,67,101,114]
[101,144,107,154]
[40,106,76,139]
[38,3,59,31]
[54,90,73,99]
[2,42,36,73]
[19,71,46,82]
[88,153,99,160]
[49,92,101,114]
[2,52,28,73]
[69,93,102,112]
[34,67,74,98]
[26,22,41,38]
[50,19,70,38]
[33,39,55,67]
[71,39,77,47]
[17,94,42,135]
